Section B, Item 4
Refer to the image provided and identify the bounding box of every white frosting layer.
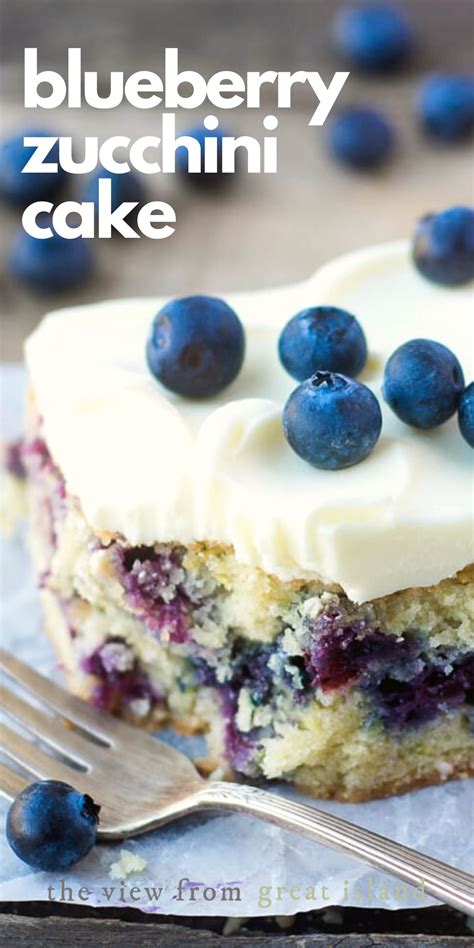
[25,241,474,602]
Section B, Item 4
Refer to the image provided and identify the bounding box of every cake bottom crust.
[295,760,474,803]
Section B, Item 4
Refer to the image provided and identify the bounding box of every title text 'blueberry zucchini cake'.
[20,215,474,801]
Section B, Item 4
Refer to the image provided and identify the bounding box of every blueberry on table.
[176,125,232,189]
[283,371,382,470]
[383,339,465,429]
[412,207,474,286]
[6,780,100,872]
[333,3,413,72]
[9,218,93,293]
[328,107,395,170]
[279,306,368,381]
[0,130,66,205]
[147,295,245,398]
[81,167,145,211]
[416,74,474,142]
[458,383,474,447]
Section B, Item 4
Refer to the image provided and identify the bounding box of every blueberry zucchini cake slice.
[21,231,474,802]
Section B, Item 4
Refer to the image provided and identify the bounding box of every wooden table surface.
[1,0,473,943]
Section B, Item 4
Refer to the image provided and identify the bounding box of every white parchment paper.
[0,364,472,916]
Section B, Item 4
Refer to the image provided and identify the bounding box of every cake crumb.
[236,688,254,732]
[435,760,454,779]
[109,849,147,879]
[222,917,248,936]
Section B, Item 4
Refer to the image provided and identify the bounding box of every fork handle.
[196,782,473,914]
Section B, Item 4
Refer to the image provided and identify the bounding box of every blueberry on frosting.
[458,383,474,447]
[279,305,368,381]
[383,338,465,429]
[283,371,382,470]
[7,780,100,871]
[412,207,474,286]
[333,3,413,72]
[416,74,474,142]
[328,106,395,170]
[146,295,245,398]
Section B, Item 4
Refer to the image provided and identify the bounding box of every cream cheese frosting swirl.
[25,240,474,602]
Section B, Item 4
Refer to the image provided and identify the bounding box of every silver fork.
[1,648,472,914]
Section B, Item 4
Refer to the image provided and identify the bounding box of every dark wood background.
[1,0,474,942]
[1,0,473,361]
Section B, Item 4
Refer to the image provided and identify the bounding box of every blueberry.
[6,780,100,871]
[305,606,407,691]
[279,306,367,381]
[176,125,232,189]
[147,295,245,398]
[458,383,474,447]
[328,107,395,170]
[416,74,474,142]
[412,207,474,286]
[9,214,93,293]
[0,130,67,205]
[81,167,145,212]
[365,652,474,730]
[334,4,413,72]
[383,339,465,429]
[283,371,382,470]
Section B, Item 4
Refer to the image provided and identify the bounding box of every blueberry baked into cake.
[18,207,474,801]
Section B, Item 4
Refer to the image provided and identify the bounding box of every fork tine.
[1,683,98,767]
[0,722,86,784]
[0,761,29,800]
[0,647,124,744]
